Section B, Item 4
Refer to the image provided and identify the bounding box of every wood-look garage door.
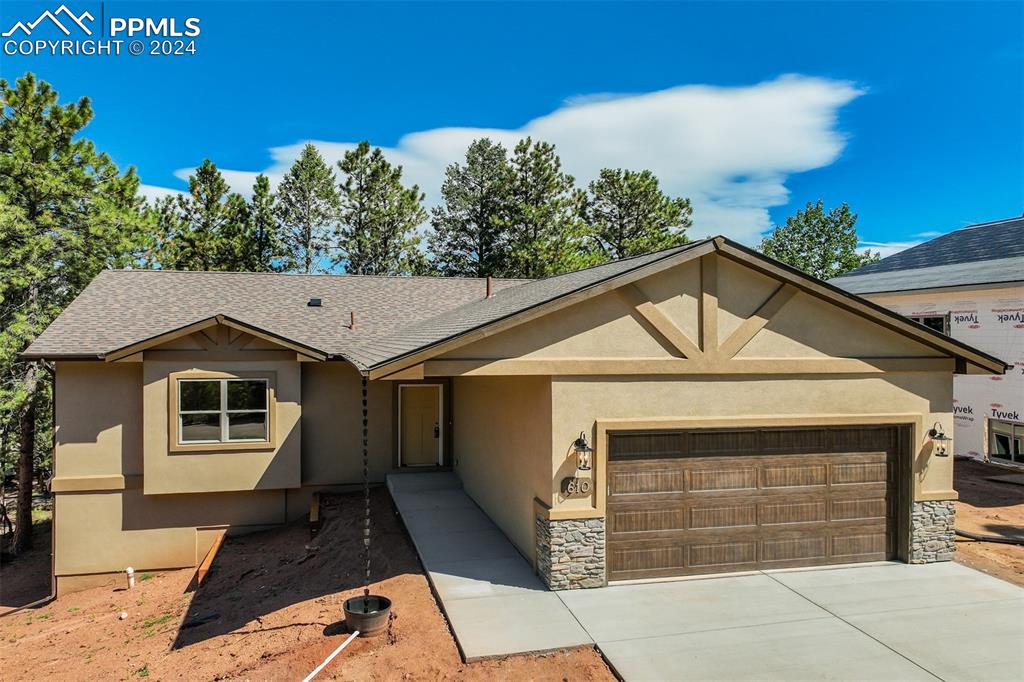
[606,426,907,581]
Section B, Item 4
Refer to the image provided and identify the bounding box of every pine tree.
[153,159,250,271]
[428,138,512,277]
[760,200,880,280]
[584,168,691,259]
[0,73,148,552]
[335,141,428,275]
[501,138,591,278]
[246,174,286,272]
[275,144,340,274]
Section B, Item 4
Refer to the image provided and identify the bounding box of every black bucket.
[343,595,392,637]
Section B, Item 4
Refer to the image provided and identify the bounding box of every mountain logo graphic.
[2,4,94,37]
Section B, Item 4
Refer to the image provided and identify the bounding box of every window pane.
[181,413,221,442]
[228,380,267,411]
[180,380,220,411]
[228,412,267,441]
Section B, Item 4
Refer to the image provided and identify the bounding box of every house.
[24,237,1008,595]
[832,216,1024,467]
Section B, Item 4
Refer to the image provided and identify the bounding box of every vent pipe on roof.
[349,310,356,330]
[485,276,494,299]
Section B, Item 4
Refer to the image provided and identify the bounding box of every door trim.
[398,383,444,467]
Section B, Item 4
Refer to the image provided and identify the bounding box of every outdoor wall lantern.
[573,431,593,471]
[928,422,952,457]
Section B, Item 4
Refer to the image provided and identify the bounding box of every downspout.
[0,361,57,617]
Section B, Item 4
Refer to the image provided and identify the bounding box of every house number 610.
[562,477,593,495]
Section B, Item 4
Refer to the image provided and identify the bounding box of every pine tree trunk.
[12,392,36,554]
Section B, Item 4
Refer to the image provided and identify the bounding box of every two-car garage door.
[606,425,907,581]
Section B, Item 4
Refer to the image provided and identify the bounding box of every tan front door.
[606,425,904,581]
[400,385,441,466]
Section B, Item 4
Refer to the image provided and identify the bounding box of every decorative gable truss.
[405,253,964,378]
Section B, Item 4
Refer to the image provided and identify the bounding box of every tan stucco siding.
[301,362,395,485]
[550,372,955,515]
[453,376,552,559]
[53,487,288,576]
[142,356,301,495]
[55,362,143,479]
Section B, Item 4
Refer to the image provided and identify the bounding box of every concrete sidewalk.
[386,472,592,660]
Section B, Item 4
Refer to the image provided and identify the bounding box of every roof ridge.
[103,268,532,282]
[518,238,710,286]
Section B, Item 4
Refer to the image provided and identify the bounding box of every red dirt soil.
[0,490,613,681]
[953,459,1024,587]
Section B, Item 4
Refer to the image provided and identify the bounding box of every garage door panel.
[689,467,758,491]
[760,536,828,563]
[607,426,901,580]
[760,500,828,525]
[761,463,828,488]
[608,505,686,533]
[689,504,758,529]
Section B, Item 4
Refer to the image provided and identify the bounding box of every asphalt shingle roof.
[24,271,528,367]
[843,216,1024,277]
[24,240,708,369]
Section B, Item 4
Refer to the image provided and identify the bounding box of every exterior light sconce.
[928,422,952,457]
[573,431,593,471]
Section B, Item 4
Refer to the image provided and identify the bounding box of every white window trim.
[178,378,269,445]
[907,312,950,336]
[988,417,1024,464]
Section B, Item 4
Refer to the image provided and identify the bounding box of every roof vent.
[307,297,322,307]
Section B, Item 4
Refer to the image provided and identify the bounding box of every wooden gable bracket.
[616,285,703,359]
[718,283,798,359]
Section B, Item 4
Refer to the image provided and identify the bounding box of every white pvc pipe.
[302,630,359,682]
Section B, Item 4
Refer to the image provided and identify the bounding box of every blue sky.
[2,0,1021,253]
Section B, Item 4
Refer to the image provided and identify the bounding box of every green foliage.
[245,174,287,272]
[335,141,428,275]
[0,73,149,475]
[151,159,251,271]
[428,138,512,277]
[274,144,340,274]
[500,138,591,278]
[584,168,691,259]
[760,200,880,280]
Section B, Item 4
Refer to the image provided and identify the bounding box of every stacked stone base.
[910,500,956,563]
[536,516,606,590]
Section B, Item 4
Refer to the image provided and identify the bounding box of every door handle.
[433,423,440,439]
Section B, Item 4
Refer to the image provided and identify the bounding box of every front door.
[400,385,442,466]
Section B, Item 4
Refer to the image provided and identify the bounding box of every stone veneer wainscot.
[536,516,606,590]
[910,500,956,563]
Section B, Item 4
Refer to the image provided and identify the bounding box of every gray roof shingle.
[841,216,1024,277]
[25,241,710,369]
[24,271,528,367]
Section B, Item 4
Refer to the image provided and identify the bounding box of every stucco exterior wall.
[550,373,954,516]
[301,362,395,485]
[142,354,302,495]
[452,375,552,559]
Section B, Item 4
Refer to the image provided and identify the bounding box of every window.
[907,313,949,335]
[990,419,1024,464]
[178,378,269,444]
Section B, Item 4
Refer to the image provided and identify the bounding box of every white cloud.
[137,183,184,204]
[859,240,922,259]
[152,75,863,244]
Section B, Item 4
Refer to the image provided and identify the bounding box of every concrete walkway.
[386,472,592,660]
[389,473,1024,679]
[560,561,1024,681]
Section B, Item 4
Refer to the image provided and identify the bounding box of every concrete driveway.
[559,561,1024,681]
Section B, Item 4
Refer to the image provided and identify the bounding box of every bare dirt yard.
[953,458,1024,587]
[0,490,613,681]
